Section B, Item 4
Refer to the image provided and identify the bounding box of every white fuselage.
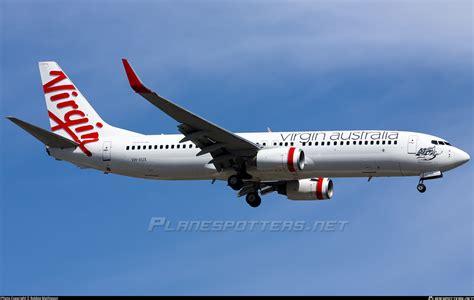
[49,130,469,181]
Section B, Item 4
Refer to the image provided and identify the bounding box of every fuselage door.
[102,141,112,161]
[407,135,418,154]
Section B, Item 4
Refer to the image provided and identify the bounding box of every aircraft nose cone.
[456,149,470,166]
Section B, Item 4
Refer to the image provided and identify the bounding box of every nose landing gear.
[417,181,427,193]
[416,171,443,193]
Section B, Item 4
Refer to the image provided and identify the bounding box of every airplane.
[6,60,470,207]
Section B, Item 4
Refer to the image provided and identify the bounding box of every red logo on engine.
[43,70,101,156]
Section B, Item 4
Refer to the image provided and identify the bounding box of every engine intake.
[256,147,305,173]
[280,178,334,200]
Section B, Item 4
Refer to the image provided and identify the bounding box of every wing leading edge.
[121,59,259,172]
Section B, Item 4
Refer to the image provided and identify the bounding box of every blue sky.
[1,0,472,295]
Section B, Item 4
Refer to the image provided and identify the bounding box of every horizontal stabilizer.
[6,116,79,148]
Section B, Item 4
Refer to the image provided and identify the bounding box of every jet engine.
[278,178,334,200]
[256,147,305,173]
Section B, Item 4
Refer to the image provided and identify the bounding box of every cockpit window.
[432,140,452,146]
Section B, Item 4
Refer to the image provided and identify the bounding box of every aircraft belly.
[111,153,217,180]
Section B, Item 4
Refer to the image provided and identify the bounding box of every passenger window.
[273,142,277,146]
[189,144,193,148]
[327,142,331,146]
[431,140,438,145]
[183,144,186,149]
[376,141,380,145]
[394,141,398,145]
[438,141,445,145]
[333,141,337,146]
[177,144,180,149]
[359,141,362,145]
[263,143,266,146]
[284,142,288,146]
[165,145,169,149]
[291,142,294,146]
[126,146,130,150]
[171,145,175,149]
[160,145,163,149]
[321,142,325,146]
[382,141,385,145]
[154,145,157,149]
[315,142,319,146]
[340,141,344,145]
[388,141,392,145]
[137,145,141,150]
[353,141,357,145]
[445,142,451,146]
[308,142,312,146]
[302,142,306,146]
[148,145,152,150]
[364,141,368,145]
[132,146,135,150]
[346,141,350,145]
[370,141,374,145]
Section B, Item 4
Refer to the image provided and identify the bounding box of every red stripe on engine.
[287,147,296,172]
[316,177,324,199]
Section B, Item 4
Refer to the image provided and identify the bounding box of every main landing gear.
[245,192,262,208]
[227,175,244,190]
[227,174,263,208]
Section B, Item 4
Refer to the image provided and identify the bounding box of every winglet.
[122,58,152,94]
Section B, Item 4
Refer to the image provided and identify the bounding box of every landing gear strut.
[245,192,261,208]
[416,171,443,193]
[417,180,426,193]
[227,175,244,191]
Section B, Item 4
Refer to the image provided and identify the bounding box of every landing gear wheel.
[246,192,261,208]
[228,175,244,191]
[417,183,426,193]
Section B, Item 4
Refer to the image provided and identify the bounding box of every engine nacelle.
[280,178,334,200]
[256,147,305,173]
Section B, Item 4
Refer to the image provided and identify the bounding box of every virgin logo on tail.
[44,70,102,156]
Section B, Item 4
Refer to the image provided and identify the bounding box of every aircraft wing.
[122,59,259,171]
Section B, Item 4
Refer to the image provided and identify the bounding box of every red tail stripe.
[50,92,71,101]
[43,71,75,93]
[48,110,93,157]
[56,100,78,110]
[75,125,94,133]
